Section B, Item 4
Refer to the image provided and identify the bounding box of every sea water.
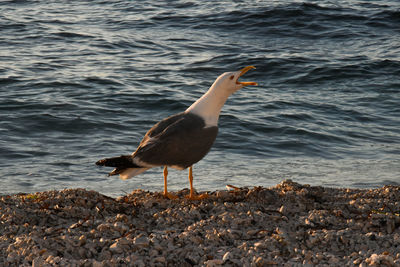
[1,0,399,196]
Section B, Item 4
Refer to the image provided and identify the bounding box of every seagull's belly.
[170,165,185,170]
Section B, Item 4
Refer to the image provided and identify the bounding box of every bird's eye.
[229,75,234,80]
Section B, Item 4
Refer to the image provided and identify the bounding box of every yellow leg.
[163,166,177,200]
[163,166,168,195]
[186,166,208,200]
[188,166,194,197]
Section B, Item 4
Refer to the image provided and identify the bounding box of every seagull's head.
[185,65,258,125]
[213,66,258,94]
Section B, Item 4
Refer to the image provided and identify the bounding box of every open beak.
[236,66,258,86]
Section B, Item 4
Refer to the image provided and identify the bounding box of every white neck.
[185,82,232,127]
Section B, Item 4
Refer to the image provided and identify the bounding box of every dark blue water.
[1,0,399,197]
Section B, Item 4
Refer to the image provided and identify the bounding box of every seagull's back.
[133,112,218,169]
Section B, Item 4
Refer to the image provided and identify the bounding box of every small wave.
[0,145,51,160]
[54,31,95,39]
[5,112,99,136]
[1,0,30,4]
[0,21,27,30]
[84,76,124,86]
[48,161,75,167]
[278,112,314,121]
[285,59,400,84]
[0,76,21,86]
[367,10,400,29]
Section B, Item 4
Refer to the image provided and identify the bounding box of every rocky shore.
[1,180,400,266]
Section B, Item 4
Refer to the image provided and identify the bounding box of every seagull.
[96,66,258,199]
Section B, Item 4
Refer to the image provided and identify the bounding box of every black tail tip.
[96,159,106,166]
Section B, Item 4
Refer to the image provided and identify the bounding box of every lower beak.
[236,66,258,86]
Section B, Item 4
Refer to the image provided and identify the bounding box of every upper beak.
[236,66,258,86]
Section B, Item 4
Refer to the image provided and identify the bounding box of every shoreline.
[1,180,399,266]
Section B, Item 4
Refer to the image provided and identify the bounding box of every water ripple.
[1,0,399,196]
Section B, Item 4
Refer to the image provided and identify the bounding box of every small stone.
[387,218,395,234]
[216,191,229,198]
[222,251,233,262]
[69,223,80,229]
[254,241,267,250]
[328,256,340,264]
[116,213,129,223]
[205,259,223,267]
[45,255,54,264]
[32,257,44,267]
[154,256,166,263]
[247,229,259,236]
[7,251,18,263]
[113,221,129,234]
[133,235,149,247]
[97,223,109,232]
[279,205,288,214]
[149,249,158,257]
[126,254,138,263]
[304,251,313,261]
[254,257,266,267]
[185,251,201,265]
[299,188,309,196]
[109,242,123,254]
[117,237,130,246]
[99,250,112,261]
[134,259,146,267]
[189,235,203,245]
[350,252,359,258]
[78,235,86,246]
[78,247,86,258]
[315,252,324,261]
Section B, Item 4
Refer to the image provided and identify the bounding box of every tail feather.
[96,155,150,179]
[96,155,138,168]
[119,167,150,180]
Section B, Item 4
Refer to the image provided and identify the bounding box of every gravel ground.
[1,180,400,266]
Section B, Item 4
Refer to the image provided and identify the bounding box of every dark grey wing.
[133,112,218,168]
[135,112,187,150]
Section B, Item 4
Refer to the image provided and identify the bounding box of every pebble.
[205,259,223,266]
[222,251,233,262]
[1,181,399,266]
[133,235,150,247]
[154,256,166,263]
[109,242,123,254]
[99,249,111,261]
